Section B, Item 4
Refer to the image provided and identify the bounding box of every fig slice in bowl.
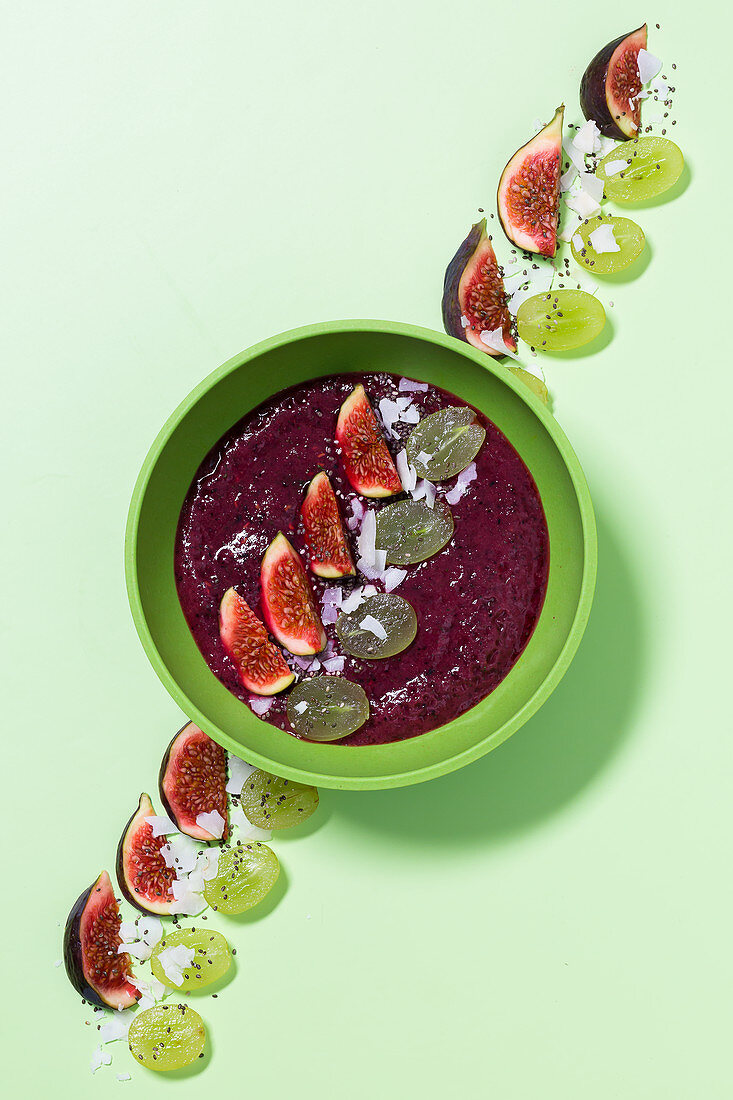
[336,384,402,497]
[301,471,355,578]
[219,587,294,695]
[260,533,326,655]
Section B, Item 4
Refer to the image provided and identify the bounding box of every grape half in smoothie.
[128,1004,206,1071]
[596,136,684,202]
[406,407,486,481]
[239,770,319,829]
[375,499,454,565]
[517,289,605,352]
[203,841,280,914]
[336,594,418,659]
[287,676,370,740]
[150,928,231,991]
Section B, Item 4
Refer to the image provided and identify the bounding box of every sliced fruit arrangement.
[203,840,280,914]
[150,928,232,992]
[219,587,294,695]
[442,218,516,355]
[240,769,319,829]
[261,532,326,655]
[64,870,140,1009]
[286,676,370,741]
[517,289,606,352]
[116,793,177,916]
[596,136,683,202]
[497,106,563,257]
[336,594,418,660]
[336,384,402,497]
[375,499,455,565]
[128,1003,206,1072]
[159,722,228,842]
[570,214,645,274]
[580,24,647,140]
[301,471,355,578]
[405,406,485,481]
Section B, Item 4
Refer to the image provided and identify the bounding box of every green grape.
[286,676,369,740]
[405,407,486,480]
[128,1003,206,1071]
[517,290,605,352]
[203,841,280,914]
[336,594,417,659]
[150,928,231,992]
[570,214,645,274]
[375,499,454,565]
[239,769,319,829]
[507,366,549,406]
[596,136,683,202]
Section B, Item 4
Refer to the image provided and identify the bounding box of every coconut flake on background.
[90,1047,112,1074]
[360,615,388,640]
[373,549,387,572]
[444,463,478,505]
[230,804,272,841]
[383,567,407,592]
[196,847,221,882]
[321,586,343,610]
[597,135,617,157]
[565,187,600,219]
[588,223,620,253]
[292,653,315,671]
[294,701,308,714]
[226,753,256,794]
[157,944,195,987]
[398,377,428,392]
[411,480,436,509]
[117,1075,131,1083]
[649,75,670,101]
[564,141,588,174]
[560,165,579,192]
[340,587,366,613]
[119,921,138,944]
[117,939,152,962]
[128,975,166,1012]
[580,172,604,204]
[558,217,581,243]
[249,695,274,715]
[460,314,469,328]
[479,327,521,361]
[53,958,63,967]
[161,834,198,875]
[144,814,178,838]
[399,403,420,425]
[139,916,163,947]
[99,1011,133,1044]
[637,48,662,84]
[357,509,377,564]
[603,158,627,176]
[415,450,432,465]
[322,656,345,673]
[396,448,417,491]
[196,809,225,839]
[321,603,339,624]
[345,497,366,531]
[571,120,601,155]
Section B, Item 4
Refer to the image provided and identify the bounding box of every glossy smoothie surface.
[175,372,549,745]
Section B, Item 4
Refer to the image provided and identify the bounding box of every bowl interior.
[127,321,596,789]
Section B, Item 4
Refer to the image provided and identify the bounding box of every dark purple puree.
[175,372,549,746]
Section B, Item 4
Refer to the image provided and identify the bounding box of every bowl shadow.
[329,510,644,846]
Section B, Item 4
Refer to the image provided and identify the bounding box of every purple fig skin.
[441,220,485,342]
[580,25,646,140]
[64,878,106,1006]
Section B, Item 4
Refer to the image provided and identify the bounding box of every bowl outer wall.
[125,319,597,790]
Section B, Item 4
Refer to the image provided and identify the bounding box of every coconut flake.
[118,921,138,944]
[230,805,273,841]
[345,497,366,531]
[580,172,604,203]
[478,326,521,362]
[249,695,274,715]
[198,847,221,881]
[597,136,617,157]
[99,1011,133,1044]
[117,939,152,962]
[558,216,581,243]
[360,615,388,640]
[415,450,433,466]
[117,1074,131,1082]
[340,587,366,613]
[373,549,387,572]
[572,120,601,155]
[196,809,225,839]
[411,480,436,508]
[377,398,400,439]
[322,656,346,673]
[398,377,428,392]
[294,701,308,714]
[90,1047,112,1074]
[460,314,469,328]
[603,158,627,176]
[444,463,478,505]
[144,814,178,838]
[399,403,420,425]
[396,448,417,492]
[383,567,407,592]
[227,753,256,794]
[560,165,579,192]
[157,944,195,987]
[637,48,662,84]
[138,916,163,946]
[321,603,339,624]
[565,188,600,218]
[588,223,620,254]
[160,833,199,875]
[128,975,166,1011]
[564,141,588,174]
[321,586,343,609]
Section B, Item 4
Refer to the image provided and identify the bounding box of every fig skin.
[580,24,647,140]
[116,793,177,917]
[63,870,139,1009]
[441,218,515,356]
[158,722,229,843]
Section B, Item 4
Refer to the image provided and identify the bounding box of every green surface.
[2,1,730,1097]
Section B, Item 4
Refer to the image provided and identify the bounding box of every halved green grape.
[507,366,549,406]
[128,1004,206,1072]
[596,136,683,203]
[239,769,319,829]
[336,594,417,659]
[287,676,369,740]
[517,290,605,352]
[570,214,645,274]
[375,499,454,565]
[202,841,279,913]
[150,928,231,991]
[405,407,486,480]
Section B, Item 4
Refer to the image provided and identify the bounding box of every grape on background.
[203,840,280,914]
[517,290,606,353]
[128,1003,206,1071]
[239,770,320,830]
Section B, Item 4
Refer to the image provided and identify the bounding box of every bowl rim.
[125,318,597,789]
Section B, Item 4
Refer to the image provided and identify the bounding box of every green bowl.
[125,319,596,790]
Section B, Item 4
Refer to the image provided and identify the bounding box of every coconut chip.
[117,1074,132,1082]
[196,809,225,839]
[571,232,584,251]
[580,172,604,204]
[444,463,477,505]
[117,939,152,962]
[138,916,163,946]
[603,158,627,176]
[396,448,417,492]
[637,48,662,84]
[360,615,388,640]
[572,120,601,155]
[294,701,308,714]
[161,833,199,875]
[322,656,346,673]
[398,377,428,392]
[230,804,272,841]
[127,975,166,1012]
[99,1011,133,1044]
[226,753,256,794]
[90,1046,112,1074]
[377,398,401,439]
[478,326,521,361]
[411,479,436,508]
[383,567,407,592]
[565,187,600,219]
[157,944,195,987]
[560,165,579,192]
[144,814,178,838]
[249,695,274,715]
[588,223,620,253]
[345,497,366,531]
[118,921,138,944]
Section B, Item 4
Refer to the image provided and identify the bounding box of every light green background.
[2,1,730,1096]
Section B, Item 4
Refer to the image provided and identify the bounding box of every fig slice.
[63,870,140,1009]
[580,25,647,140]
[159,722,228,843]
[116,793,177,916]
[301,471,355,578]
[260,532,327,655]
[219,587,294,695]
[497,106,564,257]
[335,384,402,498]
[442,218,516,355]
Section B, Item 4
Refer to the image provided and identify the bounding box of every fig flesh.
[580,24,647,140]
[260,532,326,655]
[219,587,294,695]
[335,384,402,497]
[301,471,355,578]
[442,218,516,355]
[497,106,564,257]
[63,870,139,1009]
[159,722,228,842]
[116,793,177,916]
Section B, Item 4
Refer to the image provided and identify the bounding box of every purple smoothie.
[174,372,549,746]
